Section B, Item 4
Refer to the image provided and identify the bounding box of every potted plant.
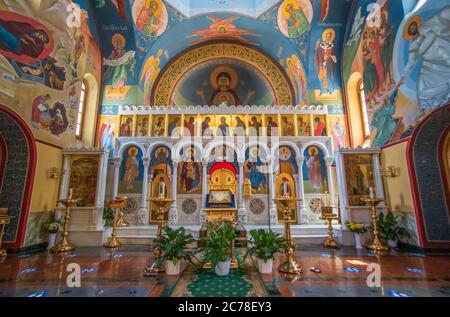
[43,211,63,250]
[153,226,195,275]
[247,229,286,274]
[103,207,114,226]
[199,220,238,276]
[378,212,410,248]
[346,221,368,249]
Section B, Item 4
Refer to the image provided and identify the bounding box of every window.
[359,81,370,138]
[75,81,87,138]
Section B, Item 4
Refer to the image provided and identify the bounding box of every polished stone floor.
[0,245,449,297]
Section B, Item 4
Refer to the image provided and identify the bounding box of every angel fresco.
[141,50,162,105]
[285,55,307,104]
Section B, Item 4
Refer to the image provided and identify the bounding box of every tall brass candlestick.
[115,196,129,227]
[274,196,302,275]
[104,198,126,249]
[52,198,77,253]
[320,206,341,249]
[144,197,173,276]
[362,198,390,252]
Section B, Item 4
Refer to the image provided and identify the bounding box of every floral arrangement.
[346,221,368,234]
[43,211,63,234]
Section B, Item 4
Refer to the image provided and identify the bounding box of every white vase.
[387,240,398,248]
[165,260,181,275]
[354,233,363,249]
[215,259,231,276]
[257,258,273,274]
[47,233,57,250]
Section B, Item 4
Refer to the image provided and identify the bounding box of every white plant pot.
[354,233,363,249]
[215,259,231,276]
[47,233,57,250]
[387,240,398,248]
[257,258,273,274]
[165,260,181,275]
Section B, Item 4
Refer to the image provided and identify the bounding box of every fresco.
[343,0,450,147]
[315,28,337,96]
[277,0,313,39]
[119,145,145,194]
[171,60,275,106]
[302,145,328,193]
[178,147,202,194]
[132,0,168,38]
[244,147,269,195]
[0,1,101,145]
[281,54,308,105]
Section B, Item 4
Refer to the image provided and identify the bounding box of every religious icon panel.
[343,154,375,206]
[119,115,134,137]
[151,115,166,137]
[135,115,150,137]
[303,145,328,193]
[119,146,144,194]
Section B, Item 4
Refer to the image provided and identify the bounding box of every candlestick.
[369,187,375,199]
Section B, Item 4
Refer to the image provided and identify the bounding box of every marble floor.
[0,245,449,297]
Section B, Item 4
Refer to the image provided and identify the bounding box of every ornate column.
[373,152,386,206]
[168,159,178,225]
[296,157,308,224]
[58,154,72,208]
[199,159,208,225]
[95,151,109,229]
[112,157,122,199]
[238,161,247,225]
[325,156,336,208]
[268,166,277,225]
[138,157,150,225]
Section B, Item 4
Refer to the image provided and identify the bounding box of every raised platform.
[115,224,339,245]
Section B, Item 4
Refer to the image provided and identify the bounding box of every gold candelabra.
[320,206,341,249]
[362,197,390,252]
[0,214,13,260]
[51,198,77,253]
[115,196,129,227]
[144,196,173,276]
[104,198,127,248]
[273,195,302,275]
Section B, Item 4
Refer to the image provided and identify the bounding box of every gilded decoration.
[68,156,99,207]
[152,43,294,106]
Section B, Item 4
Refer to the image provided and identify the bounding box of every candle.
[369,187,375,199]
[283,181,288,197]
[68,188,73,200]
[158,181,165,198]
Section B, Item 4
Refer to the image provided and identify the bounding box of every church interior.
[0,0,449,299]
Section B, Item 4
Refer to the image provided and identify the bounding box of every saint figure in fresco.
[400,7,450,113]
[0,19,50,60]
[180,160,201,193]
[201,117,212,136]
[285,3,310,38]
[168,117,180,137]
[217,117,230,136]
[247,155,266,192]
[31,94,51,129]
[234,117,246,136]
[209,72,241,106]
[120,118,133,137]
[136,0,161,37]
[281,116,295,136]
[314,117,326,136]
[267,116,278,137]
[103,34,136,92]
[124,147,140,190]
[99,119,115,159]
[249,116,262,136]
[332,117,346,149]
[152,117,165,136]
[306,147,323,192]
[315,29,337,95]
[371,84,401,148]
[184,117,196,137]
[136,118,149,137]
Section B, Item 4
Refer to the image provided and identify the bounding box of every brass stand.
[144,197,173,276]
[104,198,127,248]
[0,215,13,260]
[362,198,390,252]
[115,196,129,227]
[51,199,77,253]
[274,196,302,275]
[320,206,341,249]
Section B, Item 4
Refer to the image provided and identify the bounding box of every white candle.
[159,181,165,198]
[68,188,73,200]
[369,187,375,199]
[283,182,288,197]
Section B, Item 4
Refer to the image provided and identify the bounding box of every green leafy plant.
[247,229,286,261]
[199,220,239,270]
[153,226,195,267]
[42,211,63,234]
[378,212,410,242]
[346,221,368,234]
[103,208,114,225]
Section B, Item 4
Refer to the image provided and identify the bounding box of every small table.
[0,213,13,259]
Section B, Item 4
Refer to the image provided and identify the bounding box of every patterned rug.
[170,258,268,297]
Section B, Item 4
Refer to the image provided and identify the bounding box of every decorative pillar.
[296,157,308,224]
[325,156,336,208]
[268,166,277,225]
[373,153,386,207]
[112,157,122,199]
[138,157,150,225]
[168,160,178,225]
[58,154,72,209]
[200,159,208,225]
[94,151,109,229]
[238,162,247,225]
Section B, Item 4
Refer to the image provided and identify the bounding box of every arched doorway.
[409,104,450,249]
[0,105,37,249]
